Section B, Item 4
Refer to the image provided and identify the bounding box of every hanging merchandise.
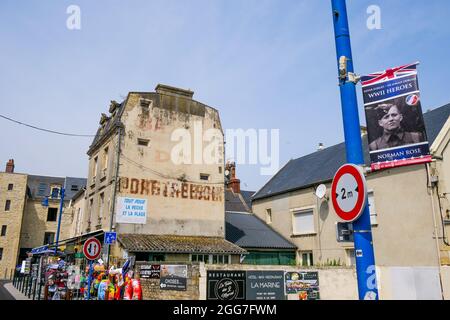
[131,278,142,300]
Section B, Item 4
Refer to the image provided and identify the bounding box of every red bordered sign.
[331,163,367,222]
[83,237,102,260]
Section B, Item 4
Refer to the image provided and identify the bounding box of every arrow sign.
[83,237,102,260]
[331,163,367,222]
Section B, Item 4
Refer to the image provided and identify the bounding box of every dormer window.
[140,98,152,110]
[50,186,61,199]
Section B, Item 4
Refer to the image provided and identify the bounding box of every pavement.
[0,280,30,300]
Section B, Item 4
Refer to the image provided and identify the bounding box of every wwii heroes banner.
[361,62,431,170]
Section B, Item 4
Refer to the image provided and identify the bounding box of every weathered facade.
[80,84,245,264]
[252,104,450,299]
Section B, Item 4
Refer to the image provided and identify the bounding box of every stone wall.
[136,262,200,300]
[135,261,358,300]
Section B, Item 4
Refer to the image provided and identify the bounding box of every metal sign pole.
[331,0,378,300]
[86,260,93,300]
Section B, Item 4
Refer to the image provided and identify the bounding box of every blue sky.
[0,0,449,191]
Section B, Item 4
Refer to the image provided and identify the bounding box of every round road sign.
[83,237,102,260]
[331,163,367,222]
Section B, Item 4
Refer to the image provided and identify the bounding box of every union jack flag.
[361,62,419,87]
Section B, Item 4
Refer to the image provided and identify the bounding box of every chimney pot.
[5,159,15,173]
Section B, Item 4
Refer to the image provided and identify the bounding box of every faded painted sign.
[120,177,223,202]
[116,197,147,224]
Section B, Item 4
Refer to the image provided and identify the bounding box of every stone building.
[0,159,86,278]
[251,103,450,299]
[79,84,245,265]
[0,160,28,278]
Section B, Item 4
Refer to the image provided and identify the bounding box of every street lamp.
[54,187,65,255]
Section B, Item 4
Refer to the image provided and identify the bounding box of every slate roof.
[225,189,252,213]
[117,234,247,254]
[27,175,87,200]
[240,190,255,210]
[253,103,450,201]
[225,212,297,250]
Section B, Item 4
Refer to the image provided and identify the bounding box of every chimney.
[225,161,240,194]
[155,84,194,99]
[317,143,324,151]
[5,159,14,173]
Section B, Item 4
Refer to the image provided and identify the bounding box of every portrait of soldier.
[369,103,424,151]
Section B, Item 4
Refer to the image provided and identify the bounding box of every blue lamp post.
[331,0,379,299]
[54,187,65,255]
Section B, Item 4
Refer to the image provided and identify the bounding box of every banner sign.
[116,197,147,224]
[246,271,285,300]
[285,271,320,300]
[160,265,187,291]
[139,264,161,279]
[207,270,246,300]
[361,62,431,170]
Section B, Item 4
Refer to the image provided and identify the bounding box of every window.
[47,208,58,222]
[99,193,105,219]
[346,249,356,266]
[51,187,60,199]
[140,98,151,109]
[38,183,47,196]
[92,156,98,182]
[300,251,314,266]
[71,185,79,191]
[218,167,222,174]
[102,147,109,171]
[1,225,6,236]
[368,191,377,225]
[43,232,55,245]
[191,254,230,264]
[7,184,13,191]
[137,138,149,146]
[336,222,354,242]
[200,174,209,181]
[4,200,11,211]
[0,248,3,260]
[266,208,272,224]
[292,209,315,235]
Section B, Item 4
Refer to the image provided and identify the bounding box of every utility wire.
[0,113,96,137]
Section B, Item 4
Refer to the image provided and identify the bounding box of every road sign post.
[331,164,367,222]
[83,238,101,300]
[331,0,378,300]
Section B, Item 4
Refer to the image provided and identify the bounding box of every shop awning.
[117,234,247,255]
[31,230,104,255]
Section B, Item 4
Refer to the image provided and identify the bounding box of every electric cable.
[0,113,96,137]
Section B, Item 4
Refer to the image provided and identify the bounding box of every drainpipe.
[426,161,444,300]
[106,125,122,268]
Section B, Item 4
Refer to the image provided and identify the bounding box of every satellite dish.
[315,184,327,199]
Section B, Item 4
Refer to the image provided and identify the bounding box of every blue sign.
[32,245,49,255]
[104,232,117,245]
